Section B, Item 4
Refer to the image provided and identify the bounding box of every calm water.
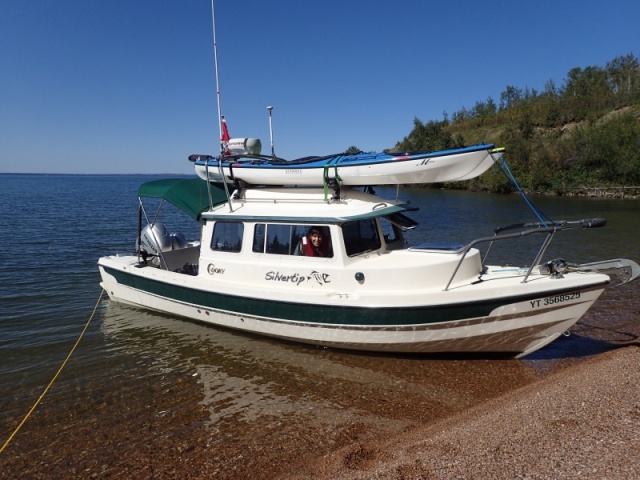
[1,173,639,475]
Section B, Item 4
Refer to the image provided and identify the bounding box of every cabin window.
[211,221,244,252]
[380,218,402,245]
[386,212,418,231]
[253,224,267,253]
[253,223,304,255]
[342,219,381,256]
[253,223,332,257]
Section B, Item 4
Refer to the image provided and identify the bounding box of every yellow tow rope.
[0,289,105,454]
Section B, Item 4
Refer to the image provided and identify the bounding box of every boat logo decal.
[418,158,432,166]
[308,270,331,285]
[207,263,226,275]
[264,270,331,286]
[285,169,302,175]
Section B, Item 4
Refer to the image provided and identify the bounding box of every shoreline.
[294,345,640,479]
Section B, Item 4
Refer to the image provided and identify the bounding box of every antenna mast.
[209,0,235,212]
[267,106,275,158]
[211,0,224,155]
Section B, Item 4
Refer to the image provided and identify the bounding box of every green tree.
[344,145,361,155]
[539,79,561,127]
[607,53,640,104]
[394,52,640,194]
[561,66,612,120]
[499,85,523,111]
[395,118,464,152]
[470,97,498,125]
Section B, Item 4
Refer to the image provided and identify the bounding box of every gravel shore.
[295,345,640,480]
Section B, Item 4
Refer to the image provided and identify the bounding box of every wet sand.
[297,345,640,479]
[1,287,639,479]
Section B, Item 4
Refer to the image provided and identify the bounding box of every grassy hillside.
[390,54,640,195]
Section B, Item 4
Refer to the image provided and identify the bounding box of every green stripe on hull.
[103,266,602,327]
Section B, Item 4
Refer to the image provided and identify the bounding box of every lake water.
[1,173,639,477]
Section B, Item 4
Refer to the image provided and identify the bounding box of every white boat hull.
[99,256,606,357]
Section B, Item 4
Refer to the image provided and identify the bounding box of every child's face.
[310,232,323,247]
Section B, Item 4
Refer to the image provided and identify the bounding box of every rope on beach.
[0,289,105,455]
[576,319,639,344]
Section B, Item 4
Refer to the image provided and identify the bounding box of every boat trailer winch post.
[443,218,608,291]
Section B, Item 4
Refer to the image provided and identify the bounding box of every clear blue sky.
[1,0,638,174]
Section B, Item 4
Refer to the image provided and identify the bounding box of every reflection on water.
[97,301,545,452]
[100,301,502,430]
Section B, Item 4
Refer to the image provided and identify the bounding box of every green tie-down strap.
[323,156,343,201]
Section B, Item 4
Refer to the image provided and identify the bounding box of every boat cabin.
[137,180,485,295]
[143,184,418,267]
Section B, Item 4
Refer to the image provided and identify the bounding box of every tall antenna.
[267,106,275,158]
[209,0,234,212]
[211,0,224,155]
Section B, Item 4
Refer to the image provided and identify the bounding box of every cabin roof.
[201,186,417,223]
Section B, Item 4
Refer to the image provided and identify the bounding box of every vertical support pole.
[267,105,275,158]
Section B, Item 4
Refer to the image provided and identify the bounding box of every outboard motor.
[228,138,262,155]
[170,232,188,250]
[138,223,172,257]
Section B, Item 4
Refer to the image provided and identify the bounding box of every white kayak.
[190,144,498,186]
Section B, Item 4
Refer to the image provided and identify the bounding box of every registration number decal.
[530,292,581,308]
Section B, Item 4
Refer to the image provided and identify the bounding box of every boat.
[97,148,640,358]
[189,141,497,186]
[98,2,639,358]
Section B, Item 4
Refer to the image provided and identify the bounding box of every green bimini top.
[137,178,227,223]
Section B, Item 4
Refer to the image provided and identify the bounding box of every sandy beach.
[294,345,640,479]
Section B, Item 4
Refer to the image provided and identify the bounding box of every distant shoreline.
[4,173,638,199]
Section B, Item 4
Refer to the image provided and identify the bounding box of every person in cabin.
[295,226,332,257]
